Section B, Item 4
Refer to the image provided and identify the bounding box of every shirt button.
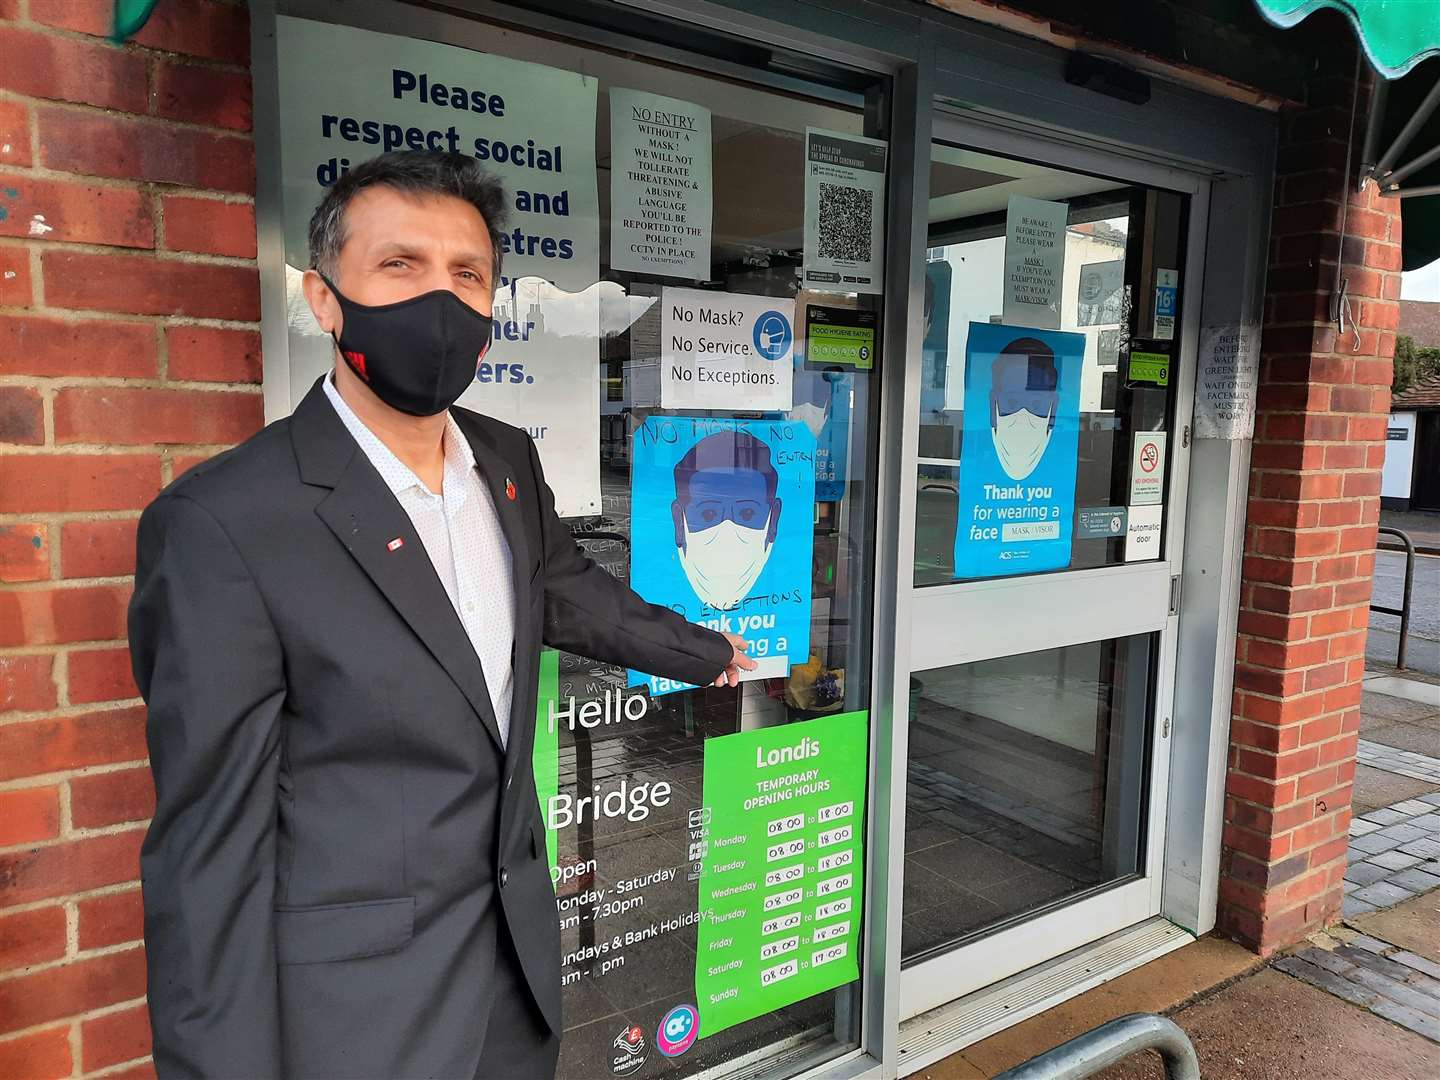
[466,602,475,613]
[499,867,510,889]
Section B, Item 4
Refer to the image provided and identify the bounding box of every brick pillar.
[0,2,260,1075]
[1219,62,1400,954]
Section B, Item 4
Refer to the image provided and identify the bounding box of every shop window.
[266,5,889,1077]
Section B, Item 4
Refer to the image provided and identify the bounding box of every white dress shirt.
[323,375,516,746]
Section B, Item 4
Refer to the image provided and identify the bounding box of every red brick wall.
[0,2,260,1076]
[1219,63,1399,954]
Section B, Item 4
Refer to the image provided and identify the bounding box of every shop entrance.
[895,115,1204,1020]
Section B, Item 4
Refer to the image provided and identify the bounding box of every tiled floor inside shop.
[903,714,1100,956]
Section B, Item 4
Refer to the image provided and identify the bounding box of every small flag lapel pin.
[386,537,405,552]
[505,478,517,501]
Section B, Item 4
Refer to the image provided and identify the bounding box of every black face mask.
[320,273,493,417]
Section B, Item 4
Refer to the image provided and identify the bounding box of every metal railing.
[1373,527,1416,671]
[992,1013,1200,1080]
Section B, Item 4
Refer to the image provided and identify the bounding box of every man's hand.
[714,631,759,687]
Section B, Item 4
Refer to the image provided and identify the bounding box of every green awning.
[112,0,159,41]
[1364,64,1440,269]
[1254,2,1440,268]
[1255,1,1440,79]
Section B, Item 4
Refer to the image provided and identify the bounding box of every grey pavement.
[1367,548,1440,677]
[1347,675,1440,921]
[1381,509,1440,553]
[1295,675,1440,1050]
[1344,791,1440,917]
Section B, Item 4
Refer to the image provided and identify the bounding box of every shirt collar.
[322,373,474,498]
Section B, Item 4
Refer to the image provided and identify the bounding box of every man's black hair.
[673,431,780,504]
[307,150,507,284]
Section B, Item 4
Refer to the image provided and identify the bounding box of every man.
[670,430,782,611]
[129,150,753,1080]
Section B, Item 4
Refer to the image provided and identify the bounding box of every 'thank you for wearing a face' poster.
[955,322,1084,579]
[628,417,816,697]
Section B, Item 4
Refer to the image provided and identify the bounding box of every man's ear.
[766,499,782,546]
[671,501,687,551]
[301,269,341,337]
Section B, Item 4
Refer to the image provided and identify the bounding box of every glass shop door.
[896,115,1205,1019]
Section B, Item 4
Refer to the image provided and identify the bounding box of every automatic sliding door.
[896,130,1198,1017]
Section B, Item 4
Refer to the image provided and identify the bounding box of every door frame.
[885,109,1213,1021]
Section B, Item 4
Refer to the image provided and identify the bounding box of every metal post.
[1373,528,1415,672]
[992,1013,1200,1080]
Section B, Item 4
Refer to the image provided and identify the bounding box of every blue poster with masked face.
[954,322,1084,579]
[629,416,816,697]
[792,360,851,502]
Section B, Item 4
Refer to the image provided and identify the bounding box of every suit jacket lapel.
[293,379,506,754]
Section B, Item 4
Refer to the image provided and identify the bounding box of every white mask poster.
[626,416,816,697]
[273,16,602,516]
[954,322,1085,579]
[1002,195,1068,329]
[660,288,794,410]
[608,87,711,279]
[803,128,887,295]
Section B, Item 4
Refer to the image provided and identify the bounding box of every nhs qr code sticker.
[804,127,887,296]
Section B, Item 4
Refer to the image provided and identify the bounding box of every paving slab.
[1365,676,1440,709]
[1088,969,1439,1080]
[1344,860,1393,885]
[1369,849,1424,871]
[1352,881,1419,907]
[1362,687,1440,724]
[1365,722,1440,756]
[1350,889,1440,966]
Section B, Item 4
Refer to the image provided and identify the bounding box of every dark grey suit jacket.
[128,377,732,1079]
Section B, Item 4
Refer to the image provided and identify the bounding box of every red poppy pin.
[505,478,517,501]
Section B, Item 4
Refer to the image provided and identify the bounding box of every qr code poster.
[803,127,887,296]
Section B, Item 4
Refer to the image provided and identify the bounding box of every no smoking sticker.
[1129,431,1167,506]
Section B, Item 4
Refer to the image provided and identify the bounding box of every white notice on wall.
[1077,260,1124,326]
[609,88,711,279]
[803,128,887,295]
[1003,195,1068,329]
[273,16,602,515]
[661,288,794,410]
[1125,504,1163,562]
[1129,431,1167,506]
[1194,323,1260,440]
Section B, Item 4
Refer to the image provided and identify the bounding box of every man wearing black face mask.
[128,151,755,1080]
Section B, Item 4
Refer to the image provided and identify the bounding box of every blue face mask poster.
[629,416,816,696]
[954,322,1084,579]
[792,361,851,503]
